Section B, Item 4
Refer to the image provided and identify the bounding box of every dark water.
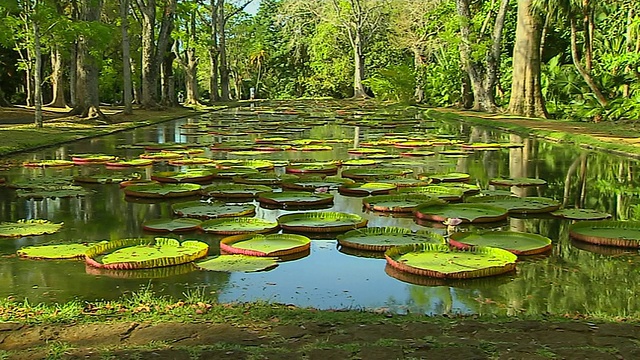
[1,102,639,317]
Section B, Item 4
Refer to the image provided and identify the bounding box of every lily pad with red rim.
[342,168,412,181]
[277,212,367,233]
[385,243,517,279]
[347,148,387,155]
[18,243,94,259]
[71,154,117,164]
[363,194,437,213]
[167,158,214,166]
[337,227,445,251]
[124,183,202,198]
[490,177,547,187]
[569,220,640,248]
[449,231,553,255]
[196,255,278,272]
[286,164,339,175]
[466,195,561,214]
[338,182,397,196]
[139,152,184,161]
[550,208,612,220]
[172,200,255,219]
[394,185,464,201]
[105,159,154,168]
[233,173,298,186]
[342,159,381,166]
[142,218,202,233]
[282,176,355,191]
[16,186,92,199]
[414,202,508,223]
[151,170,215,184]
[23,160,74,168]
[199,217,279,235]
[0,219,64,237]
[428,173,471,183]
[257,191,334,208]
[75,174,138,184]
[202,183,272,199]
[220,233,311,256]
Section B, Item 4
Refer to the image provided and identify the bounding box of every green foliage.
[422,47,462,106]
[363,64,415,103]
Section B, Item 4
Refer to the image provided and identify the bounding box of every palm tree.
[249,49,268,98]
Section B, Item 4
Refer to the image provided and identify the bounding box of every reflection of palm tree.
[249,49,268,98]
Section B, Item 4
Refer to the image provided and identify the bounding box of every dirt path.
[1,319,637,359]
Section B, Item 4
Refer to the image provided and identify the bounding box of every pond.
[1,100,639,317]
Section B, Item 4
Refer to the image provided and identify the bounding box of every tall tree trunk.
[352,30,367,98]
[161,43,176,107]
[182,10,199,105]
[218,1,230,101]
[507,0,548,118]
[121,0,133,115]
[69,44,77,106]
[137,0,157,108]
[70,0,106,120]
[460,72,473,108]
[47,45,66,107]
[208,0,220,103]
[582,0,592,72]
[412,49,424,103]
[569,18,607,107]
[33,17,43,128]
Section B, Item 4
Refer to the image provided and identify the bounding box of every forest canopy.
[0,0,638,123]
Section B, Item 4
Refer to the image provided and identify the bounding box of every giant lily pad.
[196,255,278,272]
[139,152,184,161]
[286,164,339,175]
[337,227,445,251]
[278,212,367,233]
[428,173,471,183]
[363,194,437,213]
[202,183,272,199]
[172,200,255,219]
[414,202,508,223]
[347,148,387,155]
[490,177,547,187]
[23,159,74,168]
[342,159,381,166]
[377,178,432,188]
[151,170,215,183]
[0,220,63,237]
[569,221,640,248]
[142,218,202,233]
[210,168,260,179]
[467,195,560,214]
[449,231,553,255]
[338,182,397,196]
[74,174,138,184]
[385,243,517,279]
[7,176,73,189]
[257,191,334,208]
[199,217,279,235]
[105,159,154,168]
[394,185,465,201]
[233,173,298,186]
[85,237,209,270]
[167,157,214,166]
[220,233,311,256]
[124,183,202,198]
[16,186,91,199]
[551,208,612,220]
[18,243,93,259]
[342,168,411,180]
[71,154,117,164]
[282,176,355,191]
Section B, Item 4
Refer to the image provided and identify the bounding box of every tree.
[507,0,548,118]
[174,0,200,105]
[121,0,133,114]
[456,0,509,112]
[249,48,267,98]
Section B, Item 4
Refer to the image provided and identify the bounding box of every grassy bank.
[428,108,640,158]
[0,106,227,156]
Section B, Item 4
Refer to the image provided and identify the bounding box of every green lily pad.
[85,237,209,270]
[282,176,355,191]
[449,231,553,255]
[142,218,203,233]
[233,173,298,186]
[210,168,260,179]
[347,148,387,154]
[257,191,334,208]
[16,186,92,199]
[569,221,640,248]
[490,177,547,187]
[105,159,154,167]
[438,150,473,157]
[7,176,73,189]
[139,152,184,160]
[18,243,93,259]
[202,183,272,199]
[440,183,481,195]
[400,151,436,157]
[385,243,517,279]
[414,202,508,223]
[151,170,215,183]
[74,174,138,184]
[429,173,471,183]
[199,218,279,235]
[196,255,278,272]
[220,233,311,256]
[277,212,368,233]
[23,159,74,168]
[285,164,339,175]
[363,194,437,213]
[0,219,64,237]
[337,227,445,251]
[377,178,432,187]
[124,183,202,198]
[295,145,333,151]
[551,208,612,220]
[71,154,117,164]
[342,168,412,181]
[167,157,214,166]
[460,143,502,150]
[466,195,560,214]
[342,159,381,166]
[338,182,397,196]
[172,201,255,219]
[394,140,433,148]
[364,154,401,160]
[394,186,465,201]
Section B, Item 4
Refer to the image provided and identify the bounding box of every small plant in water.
[443,217,462,235]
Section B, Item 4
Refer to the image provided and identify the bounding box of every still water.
[1,102,639,317]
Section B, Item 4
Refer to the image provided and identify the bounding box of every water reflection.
[0,104,639,317]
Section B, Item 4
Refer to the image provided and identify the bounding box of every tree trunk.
[121,0,133,115]
[507,0,548,118]
[208,0,220,103]
[0,88,9,107]
[352,30,367,98]
[460,72,473,108]
[33,18,43,128]
[47,45,66,108]
[218,2,230,101]
[582,0,592,72]
[138,0,157,108]
[183,10,199,105]
[161,46,176,107]
[69,44,77,106]
[412,49,424,103]
[70,0,106,120]
[569,18,607,107]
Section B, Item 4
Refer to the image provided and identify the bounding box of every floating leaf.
[449,231,553,255]
[414,202,508,223]
[277,212,367,233]
[490,177,547,187]
[124,183,202,198]
[466,195,560,214]
[0,220,63,237]
[172,201,255,219]
[18,243,93,259]
[196,255,278,272]
[569,221,640,248]
[337,227,445,251]
[142,218,202,233]
[199,218,279,235]
[551,208,612,220]
[220,233,311,256]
